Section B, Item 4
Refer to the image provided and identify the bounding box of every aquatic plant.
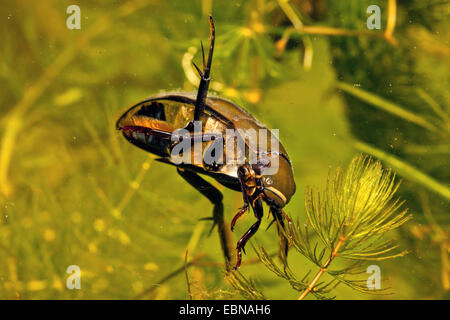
[229,154,410,299]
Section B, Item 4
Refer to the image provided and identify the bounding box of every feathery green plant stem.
[298,236,346,300]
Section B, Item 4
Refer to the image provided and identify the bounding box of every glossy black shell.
[117,92,296,207]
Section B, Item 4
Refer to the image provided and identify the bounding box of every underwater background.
[0,0,448,299]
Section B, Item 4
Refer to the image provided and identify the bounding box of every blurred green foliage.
[0,0,448,299]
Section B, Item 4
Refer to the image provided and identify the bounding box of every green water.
[0,0,448,299]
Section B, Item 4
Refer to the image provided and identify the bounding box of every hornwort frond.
[252,154,411,300]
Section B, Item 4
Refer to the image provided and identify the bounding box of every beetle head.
[260,156,296,208]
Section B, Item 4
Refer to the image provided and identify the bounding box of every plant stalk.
[298,237,345,300]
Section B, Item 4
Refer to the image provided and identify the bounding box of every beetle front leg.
[235,197,263,270]
[231,165,251,231]
[231,204,249,232]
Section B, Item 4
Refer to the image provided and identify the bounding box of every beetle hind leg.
[193,16,215,122]
[176,168,233,269]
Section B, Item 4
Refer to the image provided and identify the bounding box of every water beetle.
[116,16,296,269]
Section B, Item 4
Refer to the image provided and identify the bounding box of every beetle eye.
[264,177,273,185]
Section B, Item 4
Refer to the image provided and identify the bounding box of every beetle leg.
[176,168,232,268]
[271,206,293,268]
[121,126,173,139]
[235,197,263,270]
[251,192,264,207]
[265,217,276,231]
[231,204,249,232]
[230,165,251,231]
[201,40,206,69]
[176,168,222,235]
[170,132,220,150]
[193,16,215,122]
[192,62,203,78]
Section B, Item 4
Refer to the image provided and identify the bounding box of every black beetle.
[116,16,296,269]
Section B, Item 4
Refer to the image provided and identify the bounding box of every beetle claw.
[207,221,217,237]
[265,218,276,231]
[200,40,206,69]
[199,217,217,236]
[192,61,204,78]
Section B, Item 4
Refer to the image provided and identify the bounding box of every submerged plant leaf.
[303,154,411,258]
[225,271,266,300]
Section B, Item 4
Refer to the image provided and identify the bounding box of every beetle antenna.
[193,16,215,122]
